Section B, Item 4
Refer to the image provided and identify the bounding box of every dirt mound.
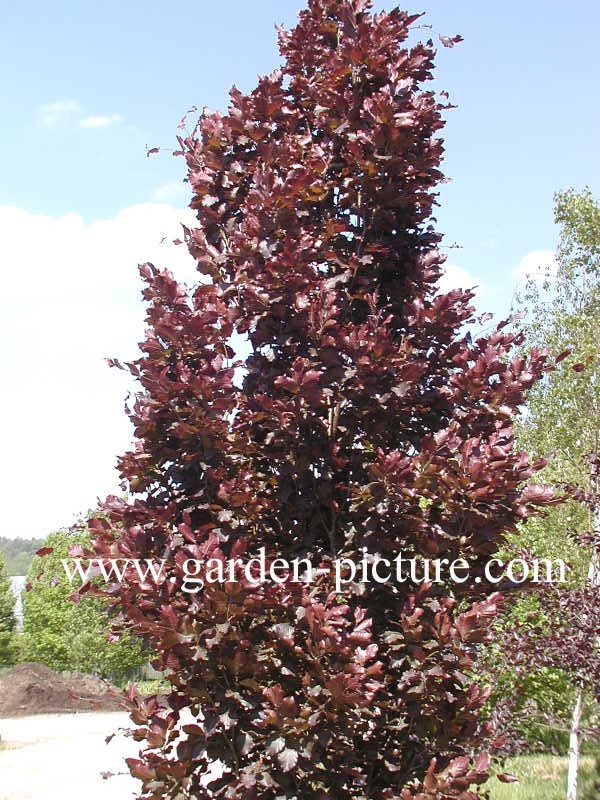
[0,663,125,717]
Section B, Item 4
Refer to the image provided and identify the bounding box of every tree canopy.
[86,1,558,797]
[22,528,146,680]
[0,548,16,665]
[491,188,600,799]
[0,536,44,576]
[514,187,600,577]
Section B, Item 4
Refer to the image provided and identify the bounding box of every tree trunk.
[566,688,583,800]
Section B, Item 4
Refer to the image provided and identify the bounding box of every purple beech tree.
[88,1,558,797]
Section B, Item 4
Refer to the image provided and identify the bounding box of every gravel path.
[0,712,140,800]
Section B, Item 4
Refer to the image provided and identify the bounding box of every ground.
[2,712,598,799]
[0,712,139,800]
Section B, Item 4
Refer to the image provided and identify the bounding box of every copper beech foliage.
[87,1,558,797]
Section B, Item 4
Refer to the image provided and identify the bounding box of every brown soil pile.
[0,662,125,717]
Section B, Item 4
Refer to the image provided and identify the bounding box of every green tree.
[0,536,45,575]
[510,188,600,800]
[515,187,600,573]
[22,528,146,680]
[0,549,17,664]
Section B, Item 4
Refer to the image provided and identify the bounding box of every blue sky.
[1,0,599,541]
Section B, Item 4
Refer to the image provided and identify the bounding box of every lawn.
[489,754,598,800]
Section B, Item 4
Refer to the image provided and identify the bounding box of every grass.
[488,754,598,800]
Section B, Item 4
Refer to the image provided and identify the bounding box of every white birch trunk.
[566,688,583,800]
[565,550,599,800]
[566,548,600,800]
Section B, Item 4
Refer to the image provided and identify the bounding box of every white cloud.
[512,249,558,282]
[79,113,122,129]
[438,263,485,295]
[153,181,188,203]
[38,103,123,130]
[0,203,198,541]
[39,100,80,128]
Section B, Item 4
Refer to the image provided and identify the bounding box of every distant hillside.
[0,536,44,575]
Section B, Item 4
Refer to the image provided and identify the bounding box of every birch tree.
[513,187,600,800]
